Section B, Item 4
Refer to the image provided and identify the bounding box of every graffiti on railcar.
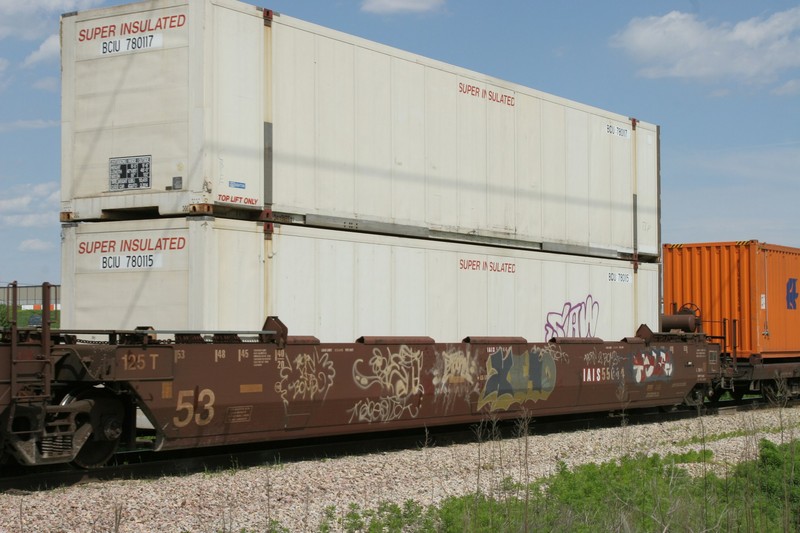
[348,345,424,423]
[545,295,600,339]
[477,346,560,411]
[631,349,673,383]
[274,350,336,410]
[431,345,480,411]
[582,349,626,383]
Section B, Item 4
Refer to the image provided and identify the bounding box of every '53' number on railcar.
[173,389,216,428]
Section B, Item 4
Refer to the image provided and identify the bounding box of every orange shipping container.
[663,241,800,360]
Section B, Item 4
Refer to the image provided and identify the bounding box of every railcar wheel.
[683,387,706,409]
[705,388,721,406]
[61,388,125,469]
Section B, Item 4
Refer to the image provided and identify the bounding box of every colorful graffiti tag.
[431,345,480,411]
[545,295,600,339]
[631,349,673,383]
[477,347,560,411]
[348,345,424,423]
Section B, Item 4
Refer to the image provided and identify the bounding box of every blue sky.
[0,0,798,285]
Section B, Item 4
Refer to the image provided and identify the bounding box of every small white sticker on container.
[99,253,164,270]
[604,124,630,140]
[608,271,632,283]
[100,33,163,56]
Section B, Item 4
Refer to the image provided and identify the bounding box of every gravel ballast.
[1,406,798,532]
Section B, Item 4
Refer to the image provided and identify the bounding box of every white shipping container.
[266,225,658,343]
[61,0,266,218]
[61,217,265,331]
[61,0,660,260]
[62,217,657,343]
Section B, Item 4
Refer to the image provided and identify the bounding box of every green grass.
[674,423,800,446]
[252,439,800,532]
[0,306,60,328]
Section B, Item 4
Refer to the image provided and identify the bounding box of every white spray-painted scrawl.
[348,345,424,423]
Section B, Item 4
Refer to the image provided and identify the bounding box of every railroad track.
[0,396,779,494]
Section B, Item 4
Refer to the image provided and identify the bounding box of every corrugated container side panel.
[541,100,566,244]
[456,251,489,337]
[268,225,656,342]
[565,108,589,247]
[272,23,316,211]
[723,243,753,354]
[211,3,264,207]
[635,125,659,255]
[588,115,612,251]
[354,47,392,220]
[486,83,516,234]
[515,258,541,337]
[317,36,355,215]
[514,94,542,242]
[268,233,317,334]
[456,76,487,234]
[661,246,676,315]
[188,0,208,205]
[188,218,217,326]
[317,239,355,339]
[541,260,566,335]
[637,260,658,327]
[393,247,428,336]
[60,225,77,326]
[268,15,657,255]
[426,252,458,340]
[610,124,632,253]
[61,15,76,206]
[424,68,458,229]
[391,58,426,224]
[355,244,393,336]
[772,248,793,351]
[731,245,750,352]
[758,244,800,356]
[487,257,516,335]
[216,219,264,330]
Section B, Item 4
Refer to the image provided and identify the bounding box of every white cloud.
[0,0,105,40]
[19,238,54,252]
[24,33,60,67]
[612,7,800,83]
[1,213,58,228]
[0,195,32,213]
[0,57,9,89]
[0,181,60,228]
[772,79,800,96]
[0,119,59,133]
[362,0,445,14]
[33,76,59,92]
[680,143,799,185]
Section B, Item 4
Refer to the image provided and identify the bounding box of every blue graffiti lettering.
[483,348,514,399]
[787,278,798,310]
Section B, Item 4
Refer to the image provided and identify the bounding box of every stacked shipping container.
[663,241,800,359]
[60,0,661,341]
